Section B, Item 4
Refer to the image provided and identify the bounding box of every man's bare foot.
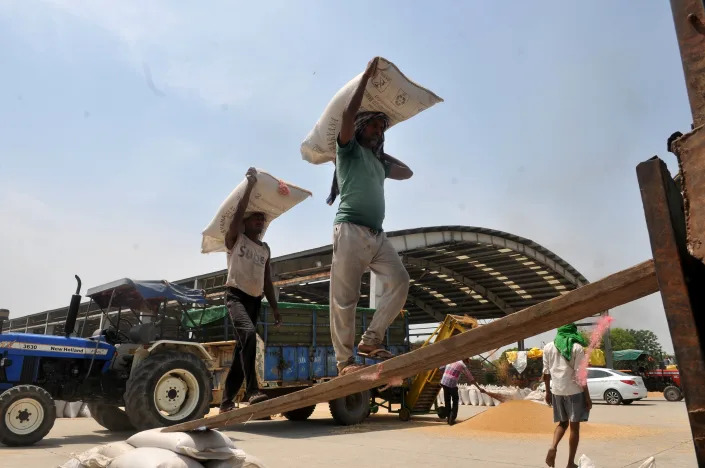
[545,448,557,467]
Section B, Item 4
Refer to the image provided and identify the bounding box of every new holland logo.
[0,341,109,356]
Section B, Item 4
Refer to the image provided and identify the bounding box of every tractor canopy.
[86,279,206,313]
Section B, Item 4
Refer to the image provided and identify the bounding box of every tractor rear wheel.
[124,350,212,430]
[87,404,134,431]
[664,386,682,402]
[0,385,56,446]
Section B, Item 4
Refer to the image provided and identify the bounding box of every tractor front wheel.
[0,385,56,447]
[124,350,212,430]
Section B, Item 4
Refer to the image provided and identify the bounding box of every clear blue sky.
[0,1,692,352]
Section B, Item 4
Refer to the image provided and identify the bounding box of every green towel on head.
[554,324,588,361]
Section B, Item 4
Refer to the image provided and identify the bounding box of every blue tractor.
[0,277,216,446]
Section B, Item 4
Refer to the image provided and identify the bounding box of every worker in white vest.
[220,167,281,414]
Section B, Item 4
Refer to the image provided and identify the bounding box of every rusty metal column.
[671,0,705,126]
[637,157,705,465]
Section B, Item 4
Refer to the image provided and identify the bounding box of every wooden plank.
[165,259,658,432]
[637,156,705,466]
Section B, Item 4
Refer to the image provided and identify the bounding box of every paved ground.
[3,396,697,467]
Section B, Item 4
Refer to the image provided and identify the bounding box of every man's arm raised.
[339,57,379,146]
[225,167,257,251]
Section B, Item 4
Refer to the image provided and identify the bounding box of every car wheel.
[604,389,622,405]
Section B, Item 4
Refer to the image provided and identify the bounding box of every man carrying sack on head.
[327,57,414,376]
[219,167,282,414]
[542,324,592,468]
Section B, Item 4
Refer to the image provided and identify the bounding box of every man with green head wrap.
[542,323,591,468]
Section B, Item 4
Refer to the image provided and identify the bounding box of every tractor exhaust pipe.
[0,309,9,334]
[65,275,82,338]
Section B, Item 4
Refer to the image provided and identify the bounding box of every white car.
[536,368,648,405]
[586,367,647,405]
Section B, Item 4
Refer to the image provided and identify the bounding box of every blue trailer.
[184,301,411,422]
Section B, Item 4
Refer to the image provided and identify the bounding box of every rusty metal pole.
[637,158,705,465]
[670,0,705,126]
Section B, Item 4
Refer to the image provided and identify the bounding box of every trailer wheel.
[282,405,316,421]
[124,350,212,430]
[0,385,56,447]
[329,390,371,426]
[398,407,411,422]
[87,404,134,431]
[664,386,682,402]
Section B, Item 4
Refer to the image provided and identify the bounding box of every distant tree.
[628,329,665,360]
[609,328,636,351]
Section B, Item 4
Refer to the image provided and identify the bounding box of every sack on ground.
[79,403,91,418]
[99,441,135,458]
[578,454,596,468]
[459,386,470,405]
[201,170,311,254]
[300,57,443,164]
[469,387,479,406]
[65,401,84,418]
[127,429,238,460]
[60,441,136,468]
[203,450,267,468]
[110,447,204,468]
[55,400,66,418]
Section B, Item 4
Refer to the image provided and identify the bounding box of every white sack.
[65,401,83,418]
[577,454,596,468]
[469,387,479,406]
[60,441,136,468]
[481,391,494,406]
[524,389,545,401]
[59,460,82,468]
[110,447,204,468]
[201,170,312,254]
[127,428,237,461]
[459,386,470,405]
[79,403,91,418]
[99,441,135,458]
[204,451,266,468]
[301,57,443,164]
[55,400,66,418]
[512,351,528,374]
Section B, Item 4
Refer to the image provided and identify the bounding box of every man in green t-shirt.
[326,57,413,376]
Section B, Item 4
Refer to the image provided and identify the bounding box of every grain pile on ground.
[423,400,658,439]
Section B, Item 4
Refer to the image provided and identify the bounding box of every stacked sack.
[59,428,267,468]
[440,385,534,407]
[55,401,91,418]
